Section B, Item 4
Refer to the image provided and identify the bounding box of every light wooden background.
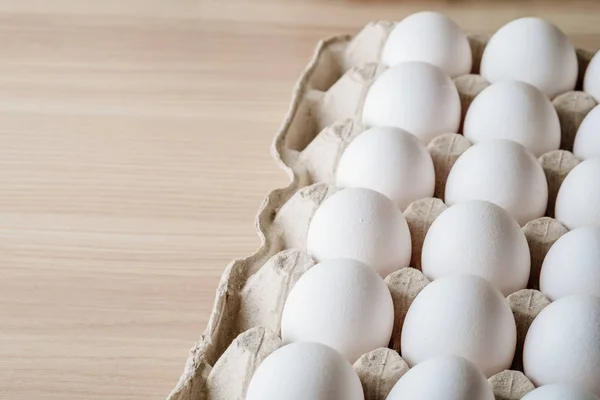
[2,1,600,399]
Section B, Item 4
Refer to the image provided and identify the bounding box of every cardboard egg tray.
[168,22,598,400]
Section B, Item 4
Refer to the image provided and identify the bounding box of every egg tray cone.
[167,22,596,400]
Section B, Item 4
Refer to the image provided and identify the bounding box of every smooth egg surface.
[401,274,517,377]
[523,295,600,397]
[281,258,394,362]
[246,342,364,400]
[336,126,435,210]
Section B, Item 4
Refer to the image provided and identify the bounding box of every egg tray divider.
[168,21,598,400]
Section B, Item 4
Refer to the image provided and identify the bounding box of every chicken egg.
[523,295,600,397]
[522,384,600,400]
[362,61,461,144]
[573,104,600,160]
[281,258,394,362]
[480,17,577,98]
[386,355,494,400]
[540,226,600,300]
[382,11,472,78]
[445,139,548,226]
[401,274,517,377]
[584,50,600,102]
[307,187,412,277]
[246,342,364,400]
[463,80,561,157]
[555,158,600,229]
[336,126,435,210]
[421,200,530,296]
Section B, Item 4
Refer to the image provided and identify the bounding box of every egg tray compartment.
[168,21,597,400]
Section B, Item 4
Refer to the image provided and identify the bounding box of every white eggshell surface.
[336,126,435,210]
[584,50,600,103]
[555,158,600,230]
[445,139,548,226]
[246,342,364,400]
[480,17,577,98]
[307,187,412,277]
[385,355,494,400]
[381,11,472,77]
[574,104,600,160]
[421,200,530,296]
[540,226,600,300]
[362,61,461,144]
[400,274,517,377]
[523,295,600,397]
[522,384,600,400]
[463,80,561,157]
[281,258,394,362]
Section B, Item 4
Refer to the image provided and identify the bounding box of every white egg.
[401,274,517,377]
[246,342,364,400]
[481,17,577,99]
[522,384,600,400]
[386,355,494,400]
[307,187,411,277]
[584,51,600,102]
[281,258,394,362]
[336,126,435,210]
[574,104,600,160]
[540,226,600,300]
[422,200,530,296]
[463,81,561,157]
[362,61,461,144]
[445,139,548,226]
[523,295,600,397]
[382,11,472,78]
[555,158,600,229]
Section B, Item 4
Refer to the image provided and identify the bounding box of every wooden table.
[2,1,600,398]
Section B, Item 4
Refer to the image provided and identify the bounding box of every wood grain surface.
[2,1,600,399]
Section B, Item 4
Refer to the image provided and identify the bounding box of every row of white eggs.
[363,13,600,162]
[336,127,548,226]
[331,128,600,294]
[339,121,600,229]
[379,11,600,100]
[365,66,600,162]
[247,12,600,400]
[249,345,598,399]
[247,271,600,399]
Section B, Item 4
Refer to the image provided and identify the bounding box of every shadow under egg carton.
[169,22,596,400]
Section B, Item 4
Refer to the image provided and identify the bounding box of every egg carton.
[168,22,598,400]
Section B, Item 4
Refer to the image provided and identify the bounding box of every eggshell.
[445,139,548,226]
[522,384,600,400]
[401,274,517,377]
[555,158,600,229]
[246,342,364,400]
[480,17,578,98]
[336,126,435,210]
[421,200,530,296]
[281,258,394,362]
[523,295,600,397]
[584,50,600,102]
[463,81,560,157]
[381,11,472,77]
[362,61,461,144]
[540,227,600,300]
[574,104,600,160]
[307,187,412,277]
[386,355,494,400]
